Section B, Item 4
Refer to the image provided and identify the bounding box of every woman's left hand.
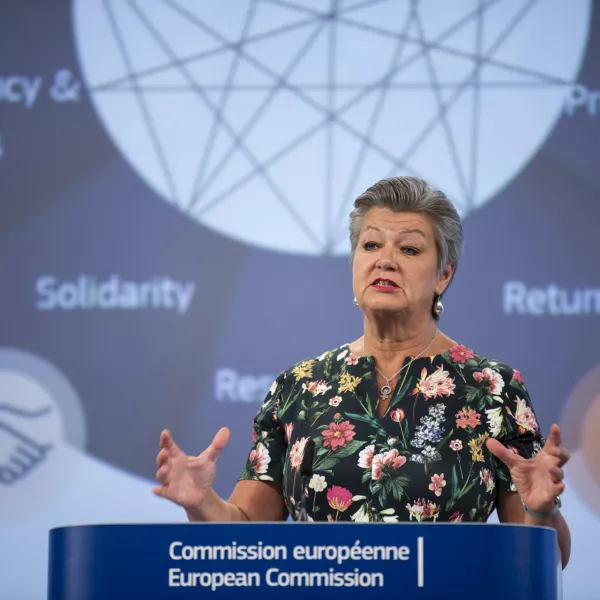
[486,424,570,514]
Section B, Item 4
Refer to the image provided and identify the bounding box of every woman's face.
[352,207,454,318]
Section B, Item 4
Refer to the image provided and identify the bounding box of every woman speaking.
[153,176,571,567]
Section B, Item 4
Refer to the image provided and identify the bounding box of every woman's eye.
[402,247,419,256]
[363,241,379,251]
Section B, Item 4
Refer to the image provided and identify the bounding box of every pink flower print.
[345,353,359,365]
[390,408,408,447]
[390,408,405,422]
[449,345,474,364]
[448,511,464,523]
[252,428,258,444]
[479,467,495,493]
[406,500,424,521]
[304,380,332,396]
[412,365,456,399]
[449,439,463,451]
[473,367,504,395]
[322,421,356,451]
[272,398,280,422]
[289,437,309,471]
[514,397,539,434]
[329,396,343,407]
[406,499,440,522]
[429,473,446,497]
[358,444,375,469]
[371,449,407,481]
[513,369,524,385]
[455,407,481,430]
[249,442,271,475]
[327,486,354,512]
[284,423,294,444]
[424,501,440,521]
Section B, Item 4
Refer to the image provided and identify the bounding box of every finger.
[550,467,564,484]
[152,485,168,498]
[160,429,173,449]
[155,464,169,484]
[545,424,562,449]
[547,446,571,467]
[486,438,521,469]
[161,429,184,457]
[204,427,231,462]
[156,448,169,468]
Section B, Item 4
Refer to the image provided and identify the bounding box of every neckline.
[340,342,453,363]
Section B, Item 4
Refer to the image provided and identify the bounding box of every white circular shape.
[0,370,63,448]
[72,0,591,255]
[0,348,86,521]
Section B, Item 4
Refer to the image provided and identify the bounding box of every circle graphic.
[561,363,600,519]
[0,348,86,520]
[72,0,591,254]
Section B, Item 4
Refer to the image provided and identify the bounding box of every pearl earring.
[434,296,444,316]
[353,297,359,308]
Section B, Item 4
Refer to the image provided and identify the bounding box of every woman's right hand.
[152,427,230,510]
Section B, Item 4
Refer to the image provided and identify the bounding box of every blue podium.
[48,523,560,599]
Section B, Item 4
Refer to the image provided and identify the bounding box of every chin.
[366,300,407,314]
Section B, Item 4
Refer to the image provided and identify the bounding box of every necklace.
[372,329,438,402]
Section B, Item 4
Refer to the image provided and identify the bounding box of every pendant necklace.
[373,329,438,402]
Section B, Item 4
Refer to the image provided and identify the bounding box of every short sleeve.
[238,372,288,484]
[492,366,545,493]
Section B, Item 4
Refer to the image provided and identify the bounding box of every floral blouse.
[239,344,544,523]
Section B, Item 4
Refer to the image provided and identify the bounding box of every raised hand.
[486,424,569,514]
[152,427,230,510]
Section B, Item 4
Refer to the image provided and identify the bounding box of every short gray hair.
[349,176,464,277]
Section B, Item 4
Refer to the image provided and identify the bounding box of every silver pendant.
[380,384,392,401]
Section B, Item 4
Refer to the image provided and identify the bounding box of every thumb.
[486,438,521,469]
[544,423,562,449]
[204,427,231,462]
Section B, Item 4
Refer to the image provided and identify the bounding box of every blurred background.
[1,0,599,598]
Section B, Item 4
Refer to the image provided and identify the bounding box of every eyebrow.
[363,225,427,238]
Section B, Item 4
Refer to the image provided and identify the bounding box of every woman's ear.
[436,263,455,295]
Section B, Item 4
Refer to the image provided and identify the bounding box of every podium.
[48,523,560,599]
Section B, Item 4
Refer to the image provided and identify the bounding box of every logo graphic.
[0,348,86,521]
[72,0,591,255]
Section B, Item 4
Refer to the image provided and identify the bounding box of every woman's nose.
[376,249,398,271]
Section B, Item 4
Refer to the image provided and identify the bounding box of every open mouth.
[372,278,399,288]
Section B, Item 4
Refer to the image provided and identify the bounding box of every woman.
[154,176,571,567]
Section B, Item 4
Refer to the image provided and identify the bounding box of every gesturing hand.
[152,428,230,510]
[486,424,570,514]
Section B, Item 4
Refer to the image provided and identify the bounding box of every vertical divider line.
[417,536,424,587]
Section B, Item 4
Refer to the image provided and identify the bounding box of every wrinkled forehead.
[359,208,435,239]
